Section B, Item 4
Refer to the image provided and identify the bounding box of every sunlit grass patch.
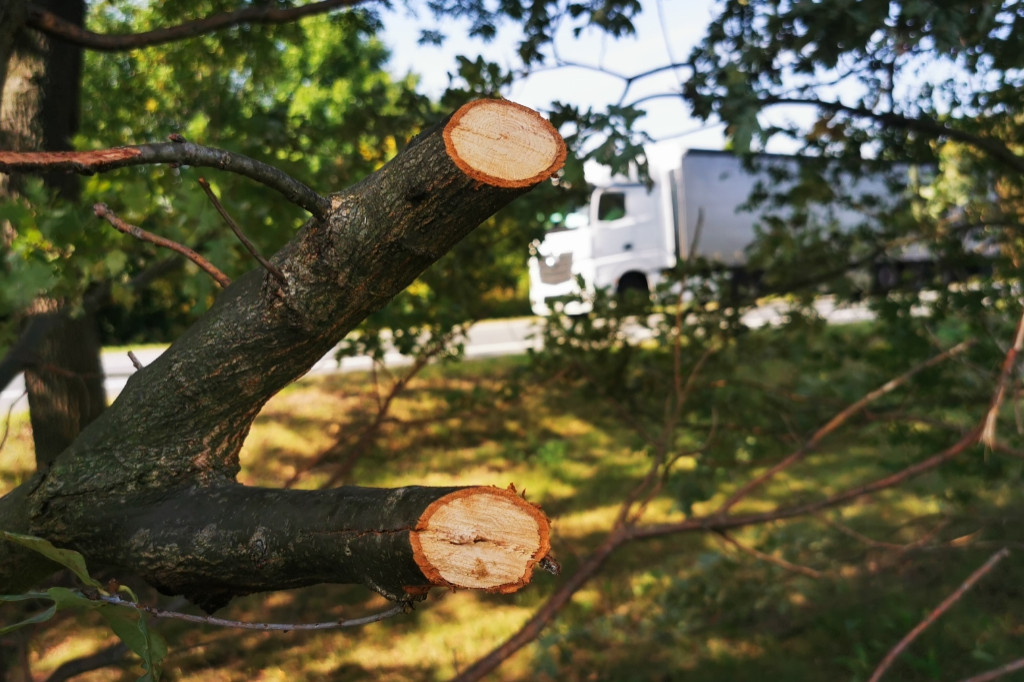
[4,329,1023,681]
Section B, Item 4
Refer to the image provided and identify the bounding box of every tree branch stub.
[412,486,552,593]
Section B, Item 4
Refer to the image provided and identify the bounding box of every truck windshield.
[546,210,588,233]
[597,192,626,221]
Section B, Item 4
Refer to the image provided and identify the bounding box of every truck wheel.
[616,273,651,312]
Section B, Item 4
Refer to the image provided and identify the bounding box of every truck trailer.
[527,149,918,316]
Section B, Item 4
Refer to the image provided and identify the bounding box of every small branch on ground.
[868,547,1011,682]
[98,593,406,630]
[197,177,287,287]
[93,203,231,288]
[0,141,330,217]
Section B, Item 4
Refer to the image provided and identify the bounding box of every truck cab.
[528,181,674,316]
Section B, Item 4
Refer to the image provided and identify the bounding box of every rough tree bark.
[0,0,106,469]
[0,98,566,611]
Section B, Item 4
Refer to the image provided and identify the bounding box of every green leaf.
[46,586,103,610]
[0,531,102,588]
[100,606,167,681]
[0,593,57,634]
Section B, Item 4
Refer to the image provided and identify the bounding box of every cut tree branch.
[26,0,372,52]
[0,140,331,217]
[0,99,566,605]
[94,203,231,288]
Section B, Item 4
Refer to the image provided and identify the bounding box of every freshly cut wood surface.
[443,99,566,188]
[411,486,552,593]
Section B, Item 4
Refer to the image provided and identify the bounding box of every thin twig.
[633,423,984,540]
[956,656,1024,682]
[717,340,973,514]
[98,594,405,630]
[713,530,823,579]
[867,547,1011,682]
[0,389,26,452]
[94,203,231,288]
[197,177,287,286]
[816,512,950,552]
[127,351,143,371]
[27,0,371,52]
[981,306,1024,447]
[1,141,330,217]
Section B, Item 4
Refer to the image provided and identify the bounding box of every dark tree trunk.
[0,0,105,469]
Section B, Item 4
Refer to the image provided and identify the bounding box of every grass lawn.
[2,338,1022,681]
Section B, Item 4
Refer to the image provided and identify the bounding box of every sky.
[379,0,729,180]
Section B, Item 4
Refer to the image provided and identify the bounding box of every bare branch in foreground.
[956,656,1024,682]
[0,140,331,217]
[26,0,371,52]
[717,339,973,514]
[197,177,287,287]
[712,530,823,580]
[93,203,231,288]
[98,593,405,630]
[868,548,1011,682]
[454,418,985,681]
[981,306,1024,447]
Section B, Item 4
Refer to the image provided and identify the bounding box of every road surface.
[0,298,873,414]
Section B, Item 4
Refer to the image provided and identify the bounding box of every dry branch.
[0,140,331,216]
[197,177,287,286]
[93,203,231,288]
[981,307,1024,447]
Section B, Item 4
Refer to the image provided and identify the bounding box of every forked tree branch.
[197,177,287,286]
[94,203,231,288]
[0,99,567,606]
[0,140,331,217]
[26,0,372,52]
[454,423,985,681]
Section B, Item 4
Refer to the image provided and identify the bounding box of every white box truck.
[527,149,918,316]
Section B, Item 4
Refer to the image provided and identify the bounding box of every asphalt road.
[0,298,873,415]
